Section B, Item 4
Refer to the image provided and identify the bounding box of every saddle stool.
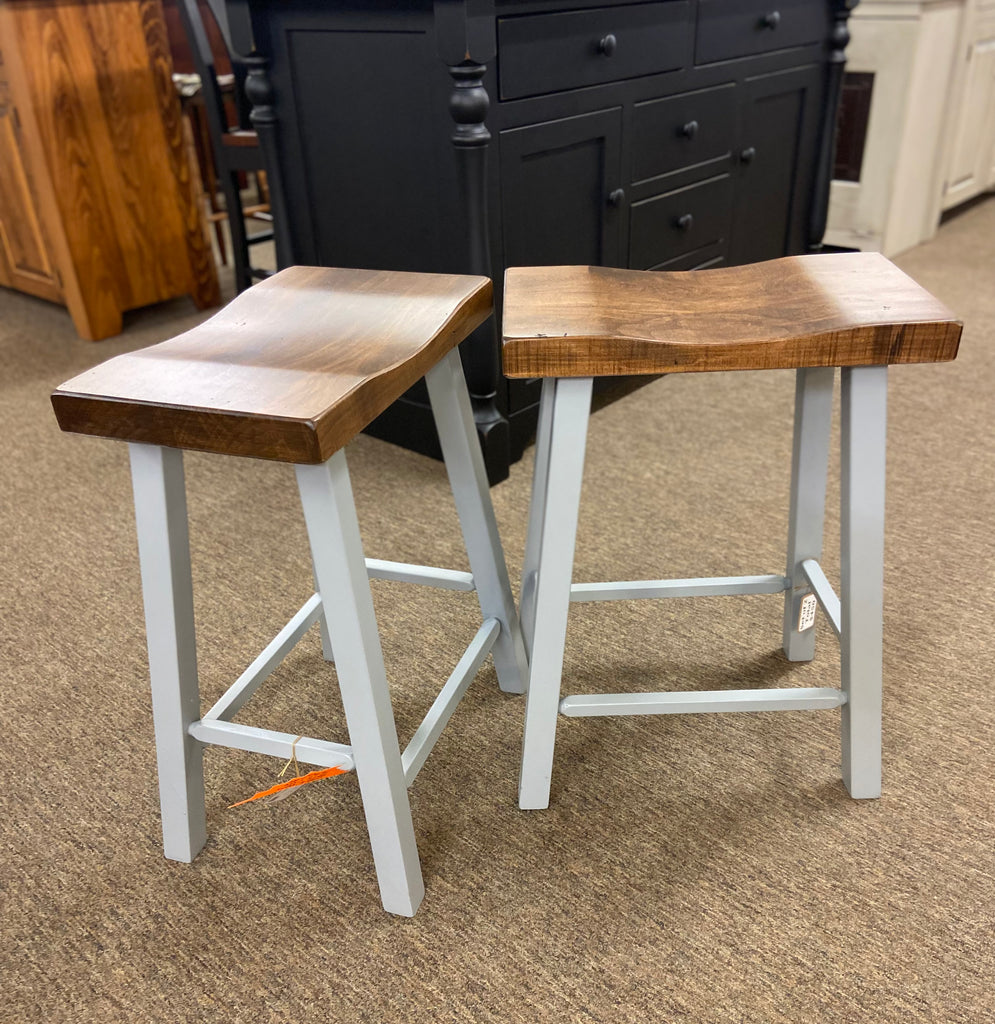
[52,267,528,916]
[502,253,962,811]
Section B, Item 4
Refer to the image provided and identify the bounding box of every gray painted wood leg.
[783,366,835,661]
[520,377,556,661]
[309,554,334,662]
[296,453,424,916]
[425,350,528,695]
[518,377,594,810]
[128,443,207,863]
[840,365,887,799]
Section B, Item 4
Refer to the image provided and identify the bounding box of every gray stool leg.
[425,349,528,695]
[519,376,594,810]
[783,367,835,661]
[296,452,424,917]
[840,365,887,799]
[128,443,207,863]
[310,555,335,662]
[520,378,557,659]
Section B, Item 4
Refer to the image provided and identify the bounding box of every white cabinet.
[825,0,995,258]
[942,5,995,209]
[825,0,964,257]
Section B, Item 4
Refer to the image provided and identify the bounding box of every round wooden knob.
[676,213,694,231]
[761,10,781,28]
[598,33,617,56]
[681,120,699,139]
[740,146,757,164]
[607,188,626,207]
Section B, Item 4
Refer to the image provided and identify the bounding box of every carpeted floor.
[2,201,993,1023]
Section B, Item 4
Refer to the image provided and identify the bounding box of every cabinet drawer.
[695,0,825,64]
[498,2,692,101]
[629,174,733,269]
[632,83,736,183]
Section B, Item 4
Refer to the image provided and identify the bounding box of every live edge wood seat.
[502,253,961,378]
[502,252,962,813]
[52,266,528,917]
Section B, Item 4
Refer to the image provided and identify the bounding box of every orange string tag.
[229,765,349,808]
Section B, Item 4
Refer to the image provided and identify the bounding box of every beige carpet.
[2,201,993,1023]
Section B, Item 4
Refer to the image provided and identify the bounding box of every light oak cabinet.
[0,70,63,305]
[0,0,219,340]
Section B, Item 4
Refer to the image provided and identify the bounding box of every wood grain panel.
[138,0,219,309]
[53,268,491,463]
[83,0,181,306]
[0,14,95,333]
[502,254,962,377]
[16,0,128,336]
[0,82,62,302]
[0,0,218,339]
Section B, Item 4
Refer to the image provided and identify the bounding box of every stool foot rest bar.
[502,254,962,812]
[53,267,528,916]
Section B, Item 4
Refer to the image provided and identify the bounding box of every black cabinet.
[499,109,624,268]
[730,65,824,264]
[232,0,852,482]
[497,2,693,99]
[630,173,735,269]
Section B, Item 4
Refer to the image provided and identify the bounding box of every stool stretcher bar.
[569,574,789,603]
[204,560,476,725]
[559,686,847,717]
[366,559,474,591]
[198,604,500,784]
[204,594,325,722]
[800,559,842,638]
[402,617,501,786]
[189,719,355,771]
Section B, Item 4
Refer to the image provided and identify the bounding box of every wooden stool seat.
[503,252,961,813]
[502,253,961,378]
[52,267,525,917]
[52,266,491,463]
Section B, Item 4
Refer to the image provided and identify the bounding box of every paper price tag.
[798,593,818,632]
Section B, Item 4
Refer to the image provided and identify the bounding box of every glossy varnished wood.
[0,58,63,305]
[502,253,962,378]
[0,0,219,340]
[53,267,492,463]
[221,129,260,147]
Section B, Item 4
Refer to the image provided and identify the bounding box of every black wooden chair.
[175,0,273,293]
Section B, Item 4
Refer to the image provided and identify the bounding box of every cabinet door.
[943,37,995,209]
[729,65,823,265]
[0,64,62,303]
[499,108,623,268]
